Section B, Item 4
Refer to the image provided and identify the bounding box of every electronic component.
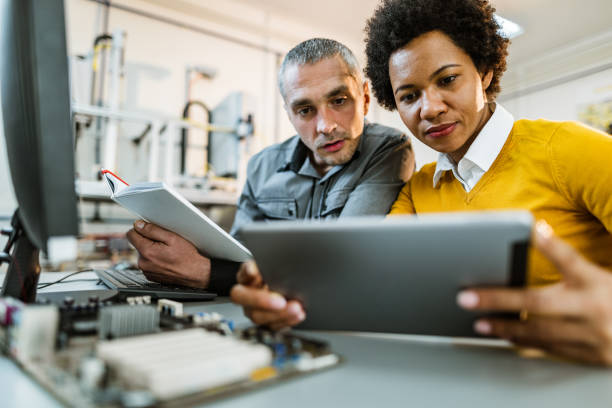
[125,295,152,305]
[0,297,23,326]
[191,311,234,335]
[3,302,59,363]
[98,304,159,339]
[1,295,341,407]
[97,328,273,400]
[78,356,107,391]
[240,326,339,370]
[157,298,183,316]
[0,297,24,353]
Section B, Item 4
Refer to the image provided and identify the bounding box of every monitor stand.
[1,210,41,303]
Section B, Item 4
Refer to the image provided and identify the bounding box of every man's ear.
[363,81,371,116]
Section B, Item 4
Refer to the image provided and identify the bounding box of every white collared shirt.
[433,104,515,192]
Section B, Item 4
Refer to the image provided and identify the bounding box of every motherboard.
[0,295,340,407]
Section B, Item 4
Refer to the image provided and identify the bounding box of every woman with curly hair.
[365,0,612,365]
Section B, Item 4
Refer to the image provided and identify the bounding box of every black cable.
[37,278,102,287]
[36,269,95,289]
[93,34,112,47]
[0,252,13,265]
[181,100,211,175]
[131,123,152,146]
[0,270,97,291]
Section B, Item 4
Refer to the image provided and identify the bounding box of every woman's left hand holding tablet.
[458,221,612,366]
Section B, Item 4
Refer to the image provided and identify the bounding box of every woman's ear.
[481,70,494,94]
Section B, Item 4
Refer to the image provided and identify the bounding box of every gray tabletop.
[2,273,612,407]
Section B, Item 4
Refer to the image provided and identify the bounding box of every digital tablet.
[239,211,532,337]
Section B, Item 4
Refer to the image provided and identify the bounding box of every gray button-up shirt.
[230,122,414,241]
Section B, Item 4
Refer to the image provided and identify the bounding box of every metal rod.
[86,0,283,57]
[148,121,161,181]
[72,103,234,133]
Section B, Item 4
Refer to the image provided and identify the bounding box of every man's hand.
[230,261,306,330]
[457,221,612,366]
[126,220,211,288]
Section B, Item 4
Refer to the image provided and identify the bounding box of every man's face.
[282,56,370,174]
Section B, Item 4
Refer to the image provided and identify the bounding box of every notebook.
[102,169,252,262]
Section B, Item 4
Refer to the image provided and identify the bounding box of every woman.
[364,0,612,364]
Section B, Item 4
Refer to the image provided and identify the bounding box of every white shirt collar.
[433,104,514,191]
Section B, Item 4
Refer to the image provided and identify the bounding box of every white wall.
[502,67,612,125]
[500,28,612,127]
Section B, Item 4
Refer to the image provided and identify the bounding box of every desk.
[2,273,612,407]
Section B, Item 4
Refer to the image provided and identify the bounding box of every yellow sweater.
[390,119,612,286]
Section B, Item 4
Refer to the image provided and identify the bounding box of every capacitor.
[78,356,106,390]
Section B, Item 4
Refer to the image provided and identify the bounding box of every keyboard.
[96,268,216,301]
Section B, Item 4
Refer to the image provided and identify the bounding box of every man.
[127,38,415,301]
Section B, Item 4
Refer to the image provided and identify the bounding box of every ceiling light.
[494,14,524,39]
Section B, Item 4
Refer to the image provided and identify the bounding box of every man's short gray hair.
[278,38,362,99]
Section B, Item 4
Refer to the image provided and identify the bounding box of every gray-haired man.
[127,39,415,316]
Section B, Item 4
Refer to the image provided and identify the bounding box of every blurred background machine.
[71,31,255,201]
[207,92,254,180]
[66,1,257,238]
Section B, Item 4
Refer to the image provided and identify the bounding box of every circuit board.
[0,296,341,407]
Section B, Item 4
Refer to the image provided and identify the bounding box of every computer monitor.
[0,0,79,302]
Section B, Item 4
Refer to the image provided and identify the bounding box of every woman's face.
[389,30,493,162]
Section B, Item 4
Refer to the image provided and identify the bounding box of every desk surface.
[2,273,612,407]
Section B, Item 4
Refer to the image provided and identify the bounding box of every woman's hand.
[458,221,612,366]
[230,261,306,330]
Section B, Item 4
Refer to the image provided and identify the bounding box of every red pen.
[101,169,129,186]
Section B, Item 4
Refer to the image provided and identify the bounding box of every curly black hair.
[364,0,509,110]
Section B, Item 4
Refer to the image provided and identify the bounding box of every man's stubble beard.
[315,136,360,167]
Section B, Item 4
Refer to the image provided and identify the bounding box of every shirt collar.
[433,104,514,187]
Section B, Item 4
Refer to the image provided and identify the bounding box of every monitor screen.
[0,0,79,300]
